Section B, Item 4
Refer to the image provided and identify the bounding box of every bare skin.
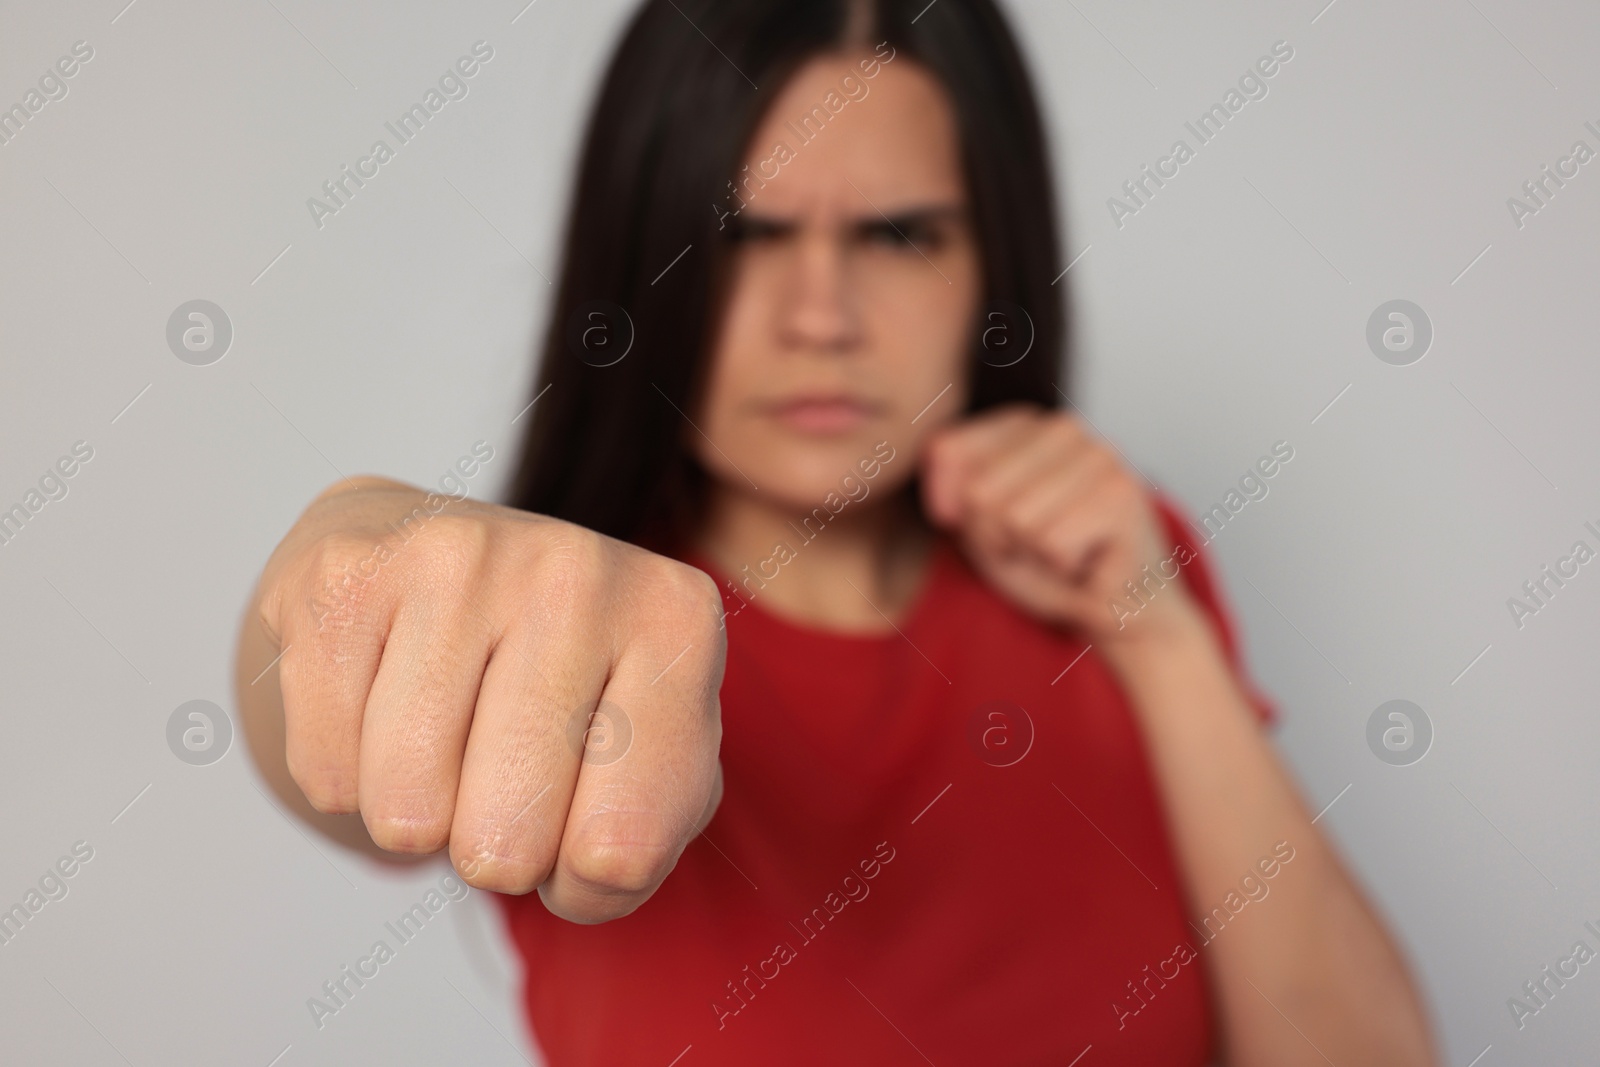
[242,477,727,924]
[242,48,1439,1064]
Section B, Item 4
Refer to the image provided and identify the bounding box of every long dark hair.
[507,0,1069,550]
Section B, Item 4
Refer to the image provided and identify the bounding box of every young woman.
[242,0,1439,1062]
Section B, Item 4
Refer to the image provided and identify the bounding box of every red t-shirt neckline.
[680,535,956,649]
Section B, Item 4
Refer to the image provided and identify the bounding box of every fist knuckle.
[1046,415,1080,446]
[564,847,667,902]
[255,586,284,646]
[1103,463,1141,502]
[968,480,1002,512]
[1002,500,1041,538]
[529,525,609,611]
[700,697,725,747]
[664,561,726,631]
[364,791,455,854]
[286,752,357,815]
[452,838,554,894]
[409,517,488,593]
[537,884,626,925]
[438,510,495,560]
[301,532,384,627]
[564,814,677,898]
[312,530,372,573]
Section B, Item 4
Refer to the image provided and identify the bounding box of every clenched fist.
[920,404,1204,646]
[245,476,727,923]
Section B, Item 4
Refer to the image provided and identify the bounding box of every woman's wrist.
[1090,587,1271,738]
[1094,585,1216,673]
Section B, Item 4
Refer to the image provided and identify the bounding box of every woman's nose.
[777,230,860,354]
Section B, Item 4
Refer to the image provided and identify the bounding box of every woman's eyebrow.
[728,214,797,235]
[850,204,968,231]
[733,204,967,229]
[724,205,968,243]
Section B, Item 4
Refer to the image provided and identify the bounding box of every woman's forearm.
[1098,604,1438,1067]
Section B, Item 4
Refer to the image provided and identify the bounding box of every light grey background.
[1,0,1595,1063]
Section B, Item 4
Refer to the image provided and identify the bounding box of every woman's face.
[692,50,981,512]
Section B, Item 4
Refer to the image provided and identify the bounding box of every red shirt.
[496,496,1276,1064]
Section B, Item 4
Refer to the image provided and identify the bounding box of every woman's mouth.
[763,395,881,434]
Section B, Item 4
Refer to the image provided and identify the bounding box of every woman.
[242,0,1439,1062]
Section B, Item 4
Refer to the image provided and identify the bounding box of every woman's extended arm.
[921,403,1438,1065]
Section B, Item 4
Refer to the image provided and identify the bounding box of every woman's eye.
[863,222,940,250]
[727,220,786,244]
